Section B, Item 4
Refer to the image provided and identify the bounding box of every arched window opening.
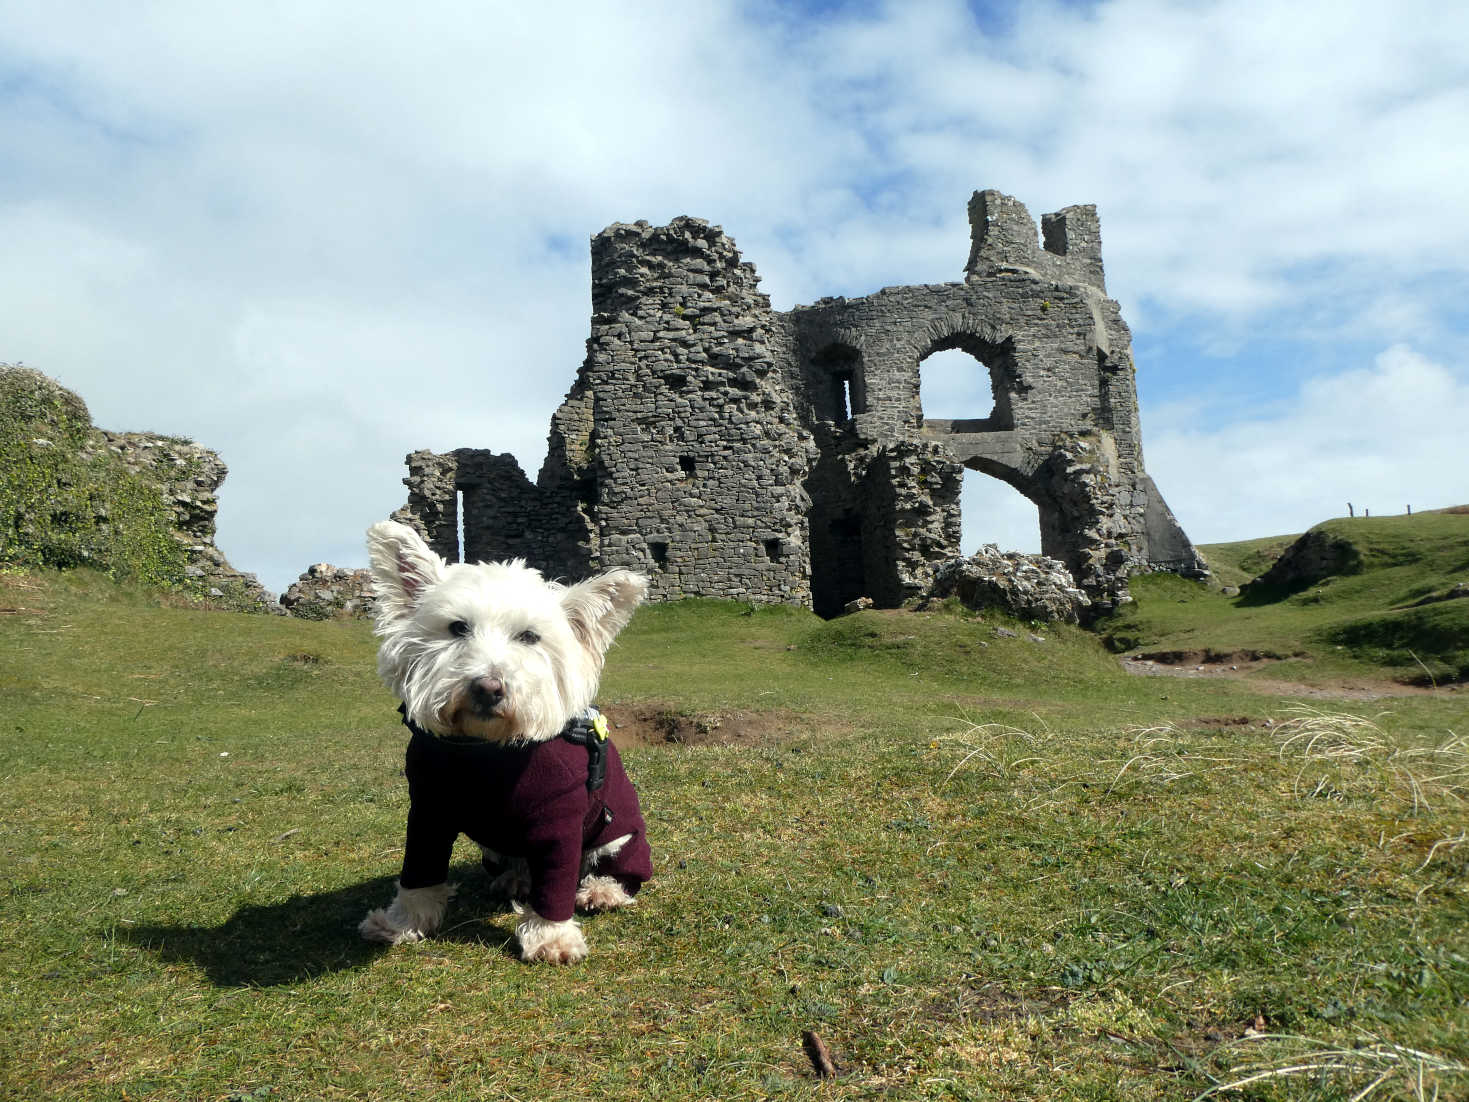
[918,337,1019,431]
[959,469,1041,555]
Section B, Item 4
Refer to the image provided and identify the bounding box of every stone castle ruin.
[394,189,1205,617]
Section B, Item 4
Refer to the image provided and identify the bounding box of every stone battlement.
[965,189,1106,291]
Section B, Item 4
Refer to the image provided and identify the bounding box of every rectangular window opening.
[647,540,669,570]
[763,538,782,562]
[678,455,697,477]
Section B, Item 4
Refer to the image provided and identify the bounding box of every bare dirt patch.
[1167,1013,1270,1060]
[600,702,799,748]
[925,982,1073,1028]
[1133,648,1290,669]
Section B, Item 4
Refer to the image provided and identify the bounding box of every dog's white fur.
[357,520,647,962]
[358,883,455,945]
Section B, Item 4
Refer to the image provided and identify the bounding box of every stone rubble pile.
[280,563,375,619]
[926,545,1092,623]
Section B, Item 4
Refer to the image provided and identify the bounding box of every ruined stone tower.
[394,190,1205,615]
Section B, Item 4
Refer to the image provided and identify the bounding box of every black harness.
[397,703,609,792]
[558,709,610,793]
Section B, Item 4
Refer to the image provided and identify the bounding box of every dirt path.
[1119,649,1455,700]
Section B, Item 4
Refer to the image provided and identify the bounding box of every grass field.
[1106,511,1469,689]
[2,527,1466,1099]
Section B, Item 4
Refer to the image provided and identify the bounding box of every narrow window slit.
[455,488,466,563]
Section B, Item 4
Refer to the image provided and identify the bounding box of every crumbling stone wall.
[101,431,277,607]
[389,449,587,578]
[395,190,1205,613]
[1,364,275,609]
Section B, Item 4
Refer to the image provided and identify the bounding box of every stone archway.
[917,338,1046,557]
[958,467,1042,554]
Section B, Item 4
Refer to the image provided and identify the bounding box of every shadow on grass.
[120,865,521,986]
[1231,581,1299,607]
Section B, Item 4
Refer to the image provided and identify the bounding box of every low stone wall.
[280,563,375,620]
[925,546,1092,624]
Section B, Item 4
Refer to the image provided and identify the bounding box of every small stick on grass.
[802,1030,836,1078]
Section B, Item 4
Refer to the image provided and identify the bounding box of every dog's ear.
[367,520,445,622]
[560,569,648,655]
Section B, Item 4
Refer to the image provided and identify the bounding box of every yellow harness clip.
[591,712,610,742]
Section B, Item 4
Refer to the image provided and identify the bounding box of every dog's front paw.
[359,907,427,944]
[516,912,588,964]
[576,874,636,912]
[359,882,453,944]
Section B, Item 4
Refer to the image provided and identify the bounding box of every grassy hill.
[2,556,1466,1101]
[1103,510,1469,688]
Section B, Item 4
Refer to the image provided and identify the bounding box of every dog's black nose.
[469,676,505,712]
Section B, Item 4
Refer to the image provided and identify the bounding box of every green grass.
[2,567,1467,1100]
[1193,533,1303,590]
[1104,512,1469,686]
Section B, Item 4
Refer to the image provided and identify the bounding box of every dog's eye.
[448,620,472,639]
[515,629,541,646]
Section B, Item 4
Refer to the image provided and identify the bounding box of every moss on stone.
[1,367,278,615]
[1,366,188,587]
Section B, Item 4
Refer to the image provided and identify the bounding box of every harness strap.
[560,708,610,792]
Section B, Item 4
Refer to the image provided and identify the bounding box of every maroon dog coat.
[396,707,651,922]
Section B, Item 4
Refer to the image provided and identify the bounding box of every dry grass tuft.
[1194,1033,1469,1100]
[1103,723,1240,794]
[934,715,1054,787]
[1273,706,1468,813]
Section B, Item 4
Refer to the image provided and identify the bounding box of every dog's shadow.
[121,864,520,987]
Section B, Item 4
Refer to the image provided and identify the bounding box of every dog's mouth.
[442,676,516,740]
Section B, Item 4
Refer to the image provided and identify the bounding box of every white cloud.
[2,0,1466,593]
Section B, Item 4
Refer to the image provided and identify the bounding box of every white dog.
[358,520,651,963]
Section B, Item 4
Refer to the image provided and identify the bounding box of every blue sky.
[3,0,1466,594]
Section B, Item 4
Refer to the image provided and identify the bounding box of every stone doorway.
[809,508,865,618]
[804,450,904,619]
